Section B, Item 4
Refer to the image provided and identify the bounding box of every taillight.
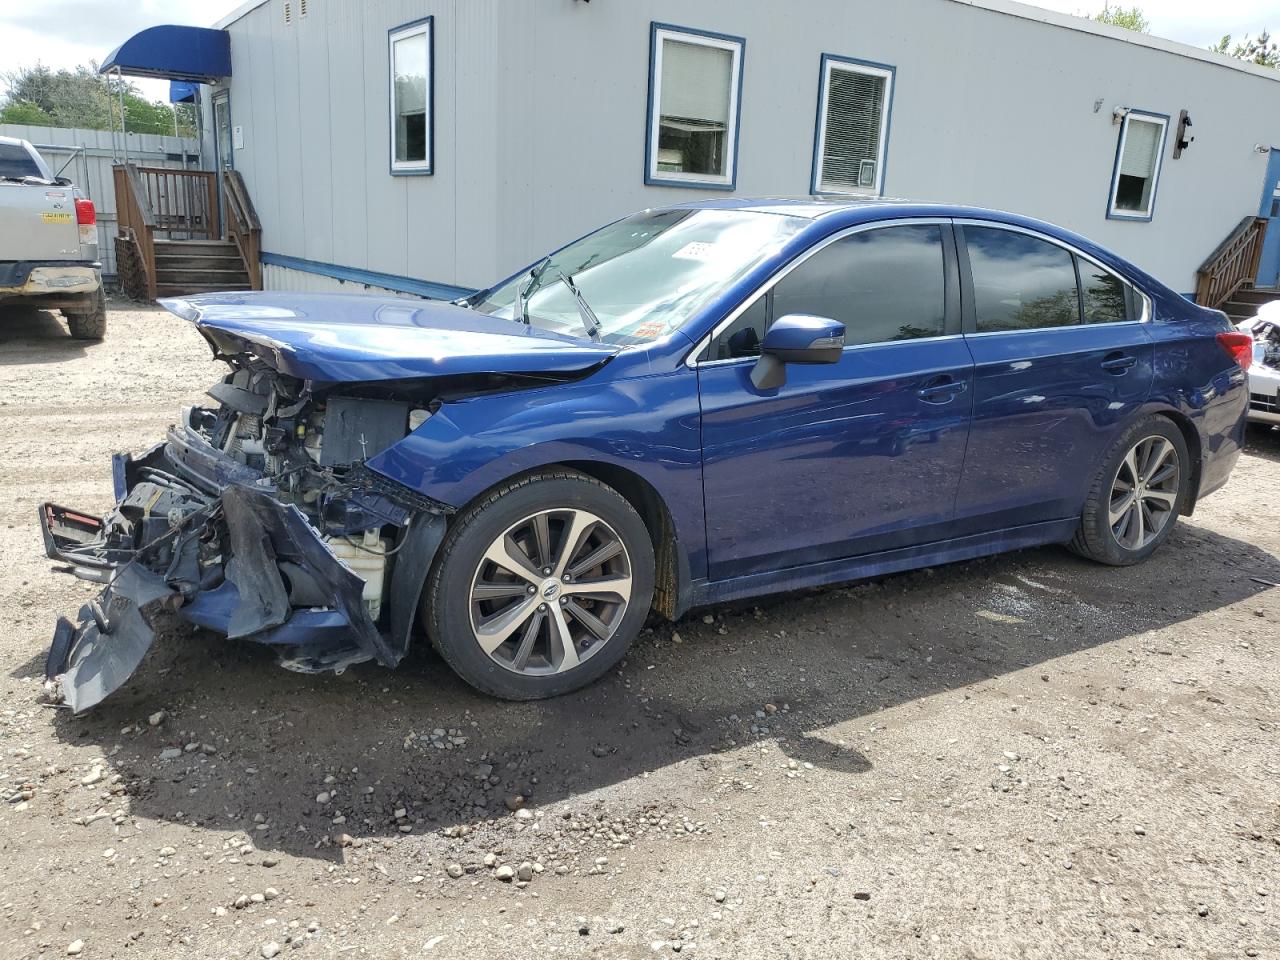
[1216,331,1254,372]
[74,198,96,246]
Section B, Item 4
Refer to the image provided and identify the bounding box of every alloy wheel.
[469,508,633,676]
[1108,435,1180,551]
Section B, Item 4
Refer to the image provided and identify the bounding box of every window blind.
[820,67,887,190]
[660,40,733,127]
[1119,118,1162,179]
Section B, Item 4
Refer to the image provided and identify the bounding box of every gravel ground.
[1,300,1278,960]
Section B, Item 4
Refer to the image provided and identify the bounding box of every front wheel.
[1069,416,1190,566]
[422,470,655,700]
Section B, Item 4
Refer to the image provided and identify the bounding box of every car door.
[952,222,1154,533]
[696,221,975,581]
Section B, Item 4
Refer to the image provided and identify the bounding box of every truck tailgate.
[0,184,82,262]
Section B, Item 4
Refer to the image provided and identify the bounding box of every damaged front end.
[41,359,450,712]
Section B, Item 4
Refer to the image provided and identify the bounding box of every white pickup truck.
[0,136,106,339]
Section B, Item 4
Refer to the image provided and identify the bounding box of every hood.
[160,292,618,382]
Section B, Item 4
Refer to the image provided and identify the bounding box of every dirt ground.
[0,300,1277,960]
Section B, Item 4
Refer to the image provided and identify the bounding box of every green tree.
[1089,4,1151,33]
[0,63,195,136]
[0,99,54,126]
[1210,31,1279,68]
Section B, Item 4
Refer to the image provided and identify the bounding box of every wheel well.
[1153,410,1202,514]
[560,460,683,619]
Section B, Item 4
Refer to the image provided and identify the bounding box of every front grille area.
[1250,391,1280,414]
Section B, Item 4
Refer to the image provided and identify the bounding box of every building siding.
[216,0,1280,296]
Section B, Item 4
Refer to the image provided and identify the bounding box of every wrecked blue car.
[42,199,1250,710]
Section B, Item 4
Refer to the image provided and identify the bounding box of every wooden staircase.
[113,163,261,301]
[153,239,251,297]
[1196,216,1270,315]
[1219,284,1279,324]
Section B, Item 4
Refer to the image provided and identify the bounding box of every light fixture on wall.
[1173,110,1194,159]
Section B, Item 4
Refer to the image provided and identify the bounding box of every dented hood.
[160,292,618,382]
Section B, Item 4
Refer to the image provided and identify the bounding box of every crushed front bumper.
[41,414,445,712]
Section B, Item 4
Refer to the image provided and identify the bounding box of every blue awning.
[100,25,231,84]
[169,80,199,104]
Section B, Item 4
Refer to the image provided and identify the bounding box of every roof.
[950,0,1280,84]
[214,0,1280,85]
[669,195,1042,221]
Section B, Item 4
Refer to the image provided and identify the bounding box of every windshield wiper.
[514,256,553,325]
[554,270,601,342]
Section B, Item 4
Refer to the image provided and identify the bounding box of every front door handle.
[918,377,968,404]
[1101,353,1138,374]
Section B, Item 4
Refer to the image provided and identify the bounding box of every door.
[952,223,1154,533]
[1257,148,1280,289]
[212,92,233,171]
[698,222,974,581]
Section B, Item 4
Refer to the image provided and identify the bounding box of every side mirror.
[750,314,845,390]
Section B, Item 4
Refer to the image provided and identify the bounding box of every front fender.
[365,367,708,578]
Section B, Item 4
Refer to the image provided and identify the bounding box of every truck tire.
[64,291,107,341]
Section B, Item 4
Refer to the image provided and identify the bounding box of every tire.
[1069,415,1190,566]
[422,470,655,700]
[63,290,107,341]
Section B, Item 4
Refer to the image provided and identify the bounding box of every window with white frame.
[1108,111,1168,220]
[813,56,894,196]
[646,24,744,188]
[389,18,432,174]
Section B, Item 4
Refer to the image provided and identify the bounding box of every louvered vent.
[820,67,887,191]
[283,1,292,24]
[299,0,308,16]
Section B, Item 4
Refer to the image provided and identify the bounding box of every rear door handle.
[918,377,968,403]
[1101,353,1138,373]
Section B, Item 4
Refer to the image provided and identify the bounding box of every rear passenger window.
[965,226,1080,332]
[1079,262,1132,324]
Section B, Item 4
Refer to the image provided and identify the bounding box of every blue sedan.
[41,199,1253,708]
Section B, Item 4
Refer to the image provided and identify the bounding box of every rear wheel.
[1070,416,1189,565]
[422,470,654,700]
[63,290,107,341]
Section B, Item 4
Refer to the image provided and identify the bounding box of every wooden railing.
[113,163,158,299]
[1196,216,1268,308]
[135,166,220,240]
[222,169,263,291]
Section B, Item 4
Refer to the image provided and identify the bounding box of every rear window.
[0,142,43,179]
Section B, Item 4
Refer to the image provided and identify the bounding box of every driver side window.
[706,224,948,361]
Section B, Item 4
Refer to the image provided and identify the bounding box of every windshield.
[472,208,806,345]
[0,142,47,180]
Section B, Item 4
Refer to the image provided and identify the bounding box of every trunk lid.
[161,292,619,382]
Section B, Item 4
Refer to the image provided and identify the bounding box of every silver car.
[0,136,106,339]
